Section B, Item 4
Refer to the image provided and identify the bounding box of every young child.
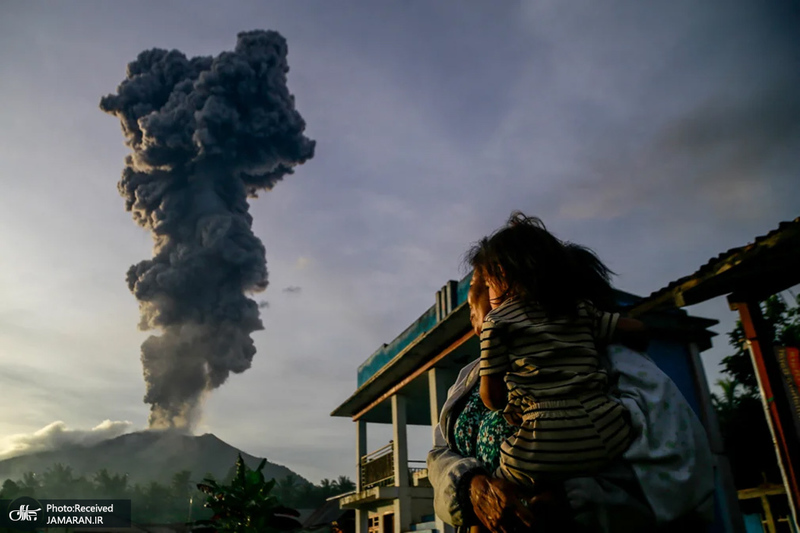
[468,212,647,488]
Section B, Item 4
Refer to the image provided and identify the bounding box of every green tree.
[93,469,129,499]
[170,470,194,523]
[713,293,800,488]
[18,472,39,497]
[139,480,174,523]
[297,481,319,507]
[334,476,355,494]
[275,474,300,506]
[319,478,334,500]
[720,293,800,393]
[193,454,302,533]
[39,463,76,498]
[0,479,21,500]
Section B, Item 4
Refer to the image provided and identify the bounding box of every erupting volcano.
[100,30,315,430]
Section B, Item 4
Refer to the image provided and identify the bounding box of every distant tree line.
[0,463,355,525]
[274,474,355,509]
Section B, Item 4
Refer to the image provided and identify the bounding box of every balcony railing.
[408,460,427,476]
[359,443,428,491]
[361,443,394,490]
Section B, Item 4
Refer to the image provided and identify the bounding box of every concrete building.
[332,272,740,533]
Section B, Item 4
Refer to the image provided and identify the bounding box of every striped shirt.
[479,298,619,407]
[478,298,630,485]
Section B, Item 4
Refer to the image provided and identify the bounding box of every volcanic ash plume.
[100,30,315,430]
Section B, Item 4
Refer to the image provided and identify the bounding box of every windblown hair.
[465,211,617,318]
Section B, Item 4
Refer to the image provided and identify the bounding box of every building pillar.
[392,394,412,533]
[356,419,367,491]
[355,419,369,533]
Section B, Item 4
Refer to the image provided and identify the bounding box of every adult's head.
[466,211,616,317]
[468,269,491,336]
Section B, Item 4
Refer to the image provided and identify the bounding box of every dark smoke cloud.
[282,286,302,294]
[258,300,270,309]
[100,30,315,430]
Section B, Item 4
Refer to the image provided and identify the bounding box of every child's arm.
[613,317,649,352]
[587,301,649,352]
[480,374,508,412]
[478,319,510,411]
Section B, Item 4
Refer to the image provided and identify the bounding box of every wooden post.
[729,296,800,527]
[737,477,787,533]
[760,493,776,533]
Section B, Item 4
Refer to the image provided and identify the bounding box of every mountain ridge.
[0,430,307,486]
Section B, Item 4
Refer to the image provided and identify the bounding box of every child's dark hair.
[465,211,616,317]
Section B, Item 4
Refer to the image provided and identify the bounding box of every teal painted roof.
[356,271,650,387]
[356,273,472,387]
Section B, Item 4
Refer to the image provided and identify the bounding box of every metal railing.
[359,443,428,491]
[361,442,395,490]
[408,460,427,476]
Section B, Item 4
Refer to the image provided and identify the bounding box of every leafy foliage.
[713,293,800,488]
[193,454,302,533]
[720,293,800,394]
[0,459,355,527]
[0,465,207,524]
[274,473,355,509]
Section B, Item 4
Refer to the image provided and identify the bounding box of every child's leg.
[494,421,540,490]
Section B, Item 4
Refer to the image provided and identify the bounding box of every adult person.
[428,242,714,533]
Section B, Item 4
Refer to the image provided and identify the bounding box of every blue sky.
[0,1,798,483]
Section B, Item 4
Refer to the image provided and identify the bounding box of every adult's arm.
[427,422,486,527]
[428,424,542,533]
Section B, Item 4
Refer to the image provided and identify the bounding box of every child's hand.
[502,410,522,427]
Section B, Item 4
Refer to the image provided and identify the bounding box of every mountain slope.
[0,431,306,485]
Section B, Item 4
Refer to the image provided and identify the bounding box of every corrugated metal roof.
[632,217,800,315]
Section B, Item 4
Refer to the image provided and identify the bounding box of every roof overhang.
[331,302,472,420]
[630,218,800,317]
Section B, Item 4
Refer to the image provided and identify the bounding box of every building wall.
[648,338,703,417]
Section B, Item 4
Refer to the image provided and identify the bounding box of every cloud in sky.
[557,62,800,225]
[0,421,135,461]
[0,0,798,482]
